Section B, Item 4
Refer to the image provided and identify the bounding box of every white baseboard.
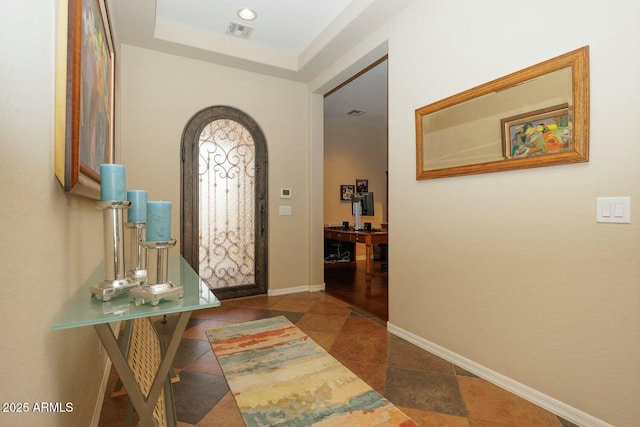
[387,322,612,427]
[268,282,325,296]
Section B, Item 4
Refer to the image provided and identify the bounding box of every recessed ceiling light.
[237,8,257,21]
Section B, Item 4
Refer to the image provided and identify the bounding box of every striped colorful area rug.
[206,316,417,426]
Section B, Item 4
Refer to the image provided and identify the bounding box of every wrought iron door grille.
[198,119,255,289]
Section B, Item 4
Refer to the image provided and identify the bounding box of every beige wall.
[0,1,111,425]
[118,45,316,292]
[382,1,639,426]
[3,1,639,426]
[323,118,387,228]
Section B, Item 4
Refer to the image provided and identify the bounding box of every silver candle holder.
[129,239,183,306]
[126,221,148,284]
[91,201,141,301]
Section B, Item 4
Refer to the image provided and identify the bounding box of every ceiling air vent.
[346,109,366,117]
[226,21,254,39]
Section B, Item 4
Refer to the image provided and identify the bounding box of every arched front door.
[181,106,268,299]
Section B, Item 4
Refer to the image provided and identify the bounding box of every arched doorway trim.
[181,106,268,299]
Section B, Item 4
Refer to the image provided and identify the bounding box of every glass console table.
[53,254,220,426]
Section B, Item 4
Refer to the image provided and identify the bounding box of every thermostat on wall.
[280,188,292,199]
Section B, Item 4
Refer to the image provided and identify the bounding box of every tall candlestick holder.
[129,239,183,306]
[126,222,148,284]
[91,201,141,301]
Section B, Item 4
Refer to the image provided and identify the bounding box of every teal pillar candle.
[127,190,148,223]
[100,164,126,201]
[146,201,172,242]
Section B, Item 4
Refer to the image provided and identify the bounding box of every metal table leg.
[112,320,133,397]
[94,311,192,427]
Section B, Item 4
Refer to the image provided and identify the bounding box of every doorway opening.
[323,57,389,320]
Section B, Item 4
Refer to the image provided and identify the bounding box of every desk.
[53,255,220,427]
[324,227,388,286]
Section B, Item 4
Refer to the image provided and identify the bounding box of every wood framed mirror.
[415,46,589,180]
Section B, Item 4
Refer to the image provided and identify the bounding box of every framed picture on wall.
[501,103,572,159]
[54,0,115,200]
[340,185,355,201]
[355,179,368,193]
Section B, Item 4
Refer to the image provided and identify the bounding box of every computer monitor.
[352,192,374,216]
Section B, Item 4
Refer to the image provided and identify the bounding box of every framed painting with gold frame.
[55,0,115,199]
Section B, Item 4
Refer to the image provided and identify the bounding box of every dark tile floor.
[98,293,577,426]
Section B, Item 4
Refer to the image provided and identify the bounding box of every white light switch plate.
[279,205,292,216]
[596,197,631,223]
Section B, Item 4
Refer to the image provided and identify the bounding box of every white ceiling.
[155,0,352,57]
[107,0,404,124]
[323,59,388,126]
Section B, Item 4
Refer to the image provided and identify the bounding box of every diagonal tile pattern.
[99,291,578,427]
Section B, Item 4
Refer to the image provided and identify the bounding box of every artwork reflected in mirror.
[415,46,589,179]
[502,103,571,159]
